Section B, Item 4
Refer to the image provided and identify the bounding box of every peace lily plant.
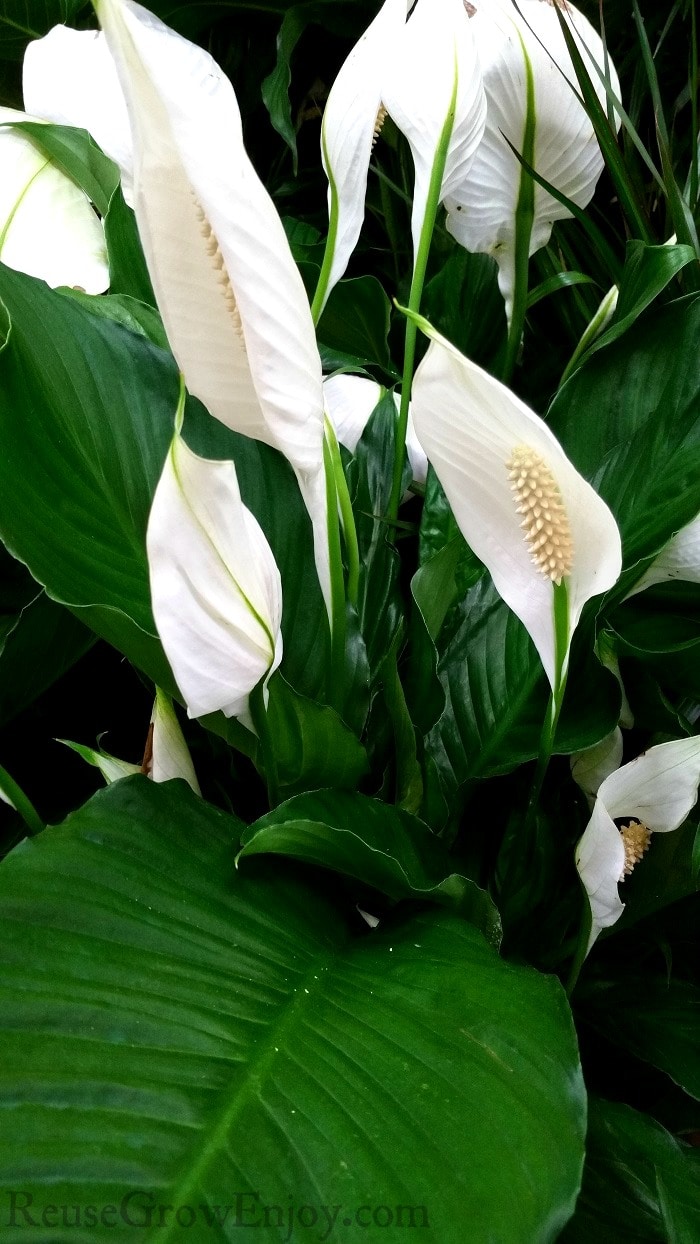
[0,0,697,1237]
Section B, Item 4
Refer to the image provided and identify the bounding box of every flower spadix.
[575,736,700,953]
[409,316,622,692]
[317,0,485,312]
[23,26,134,203]
[445,0,620,318]
[0,106,108,292]
[94,0,330,614]
[147,413,283,723]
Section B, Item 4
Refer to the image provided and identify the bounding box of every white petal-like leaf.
[626,513,700,597]
[410,320,622,689]
[446,0,619,314]
[598,736,700,832]
[147,429,283,722]
[323,372,427,488]
[319,0,406,308]
[574,797,625,949]
[0,107,108,292]
[95,0,330,613]
[382,0,486,261]
[150,688,201,794]
[23,26,134,203]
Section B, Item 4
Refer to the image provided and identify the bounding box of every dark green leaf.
[6,121,118,216]
[0,776,585,1243]
[317,275,396,375]
[583,241,697,362]
[240,787,502,943]
[0,0,86,60]
[422,245,507,373]
[265,673,368,796]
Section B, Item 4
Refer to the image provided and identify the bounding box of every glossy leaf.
[317,274,395,374]
[265,673,368,796]
[0,777,586,1244]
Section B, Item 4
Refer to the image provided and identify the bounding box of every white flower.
[146,421,283,723]
[316,0,486,313]
[626,513,700,597]
[94,0,331,614]
[323,373,428,488]
[445,0,620,319]
[409,315,622,694]
[0,106,108,292]
[23,25,134,203]
[575,737,700,953]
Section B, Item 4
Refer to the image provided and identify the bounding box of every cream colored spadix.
[317,0,485,313]
[23,26,134,204]
[147,425,283,723]
[409,317,622,691]
[445,0,620,318]
[575,737,700,953]
[0,106,108,292]
[94,0,330,614]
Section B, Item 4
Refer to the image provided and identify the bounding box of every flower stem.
[324,417,359,606]
[502,36,536,384]
[0,762,44,837]
[323,431,347,706]
[387,59,460,525]
[311,131,339,326]
[525,579,570,817]
[249,678,280,809]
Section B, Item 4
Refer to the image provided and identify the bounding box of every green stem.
[387,58,460,524]
[525,580,570,820]
[249,679,280,809]
[323,431,347,706]
[0,762,44,837]
[311,130,339,326]
[324,416,359,606]
[502,34,536,383]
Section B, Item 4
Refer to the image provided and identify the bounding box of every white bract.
[0,106,108,292]
[147,424,283,723]
[323,373,428,488]
[410,317,622,692]
[575,737,700,953]
[23,26,134,203]
[626,513,700,597]
[446,0,620,318]
[94,0,331,615]
[318,0,486,311]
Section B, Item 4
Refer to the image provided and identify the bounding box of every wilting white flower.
[23,25,134,203]
[94,0,331,614]
[147,423,283,723]
[317,0,486,312]
[575,736,700,952]
[626,513,700,597]
[0,106,108,291]
[446,0,620,318]
[60,689,200,793]
[409,315,622,693]
[323,373,428,488]
[571,727,624,804]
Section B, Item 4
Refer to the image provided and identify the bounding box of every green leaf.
[317,275,396,375]
[549,295,700,596]
[265,673,368,796]
[103,184,157,305]
[0,776,586,1242]
[561,1098,700,1243]
[422,245,507,374]
[0,0,85,60]
[6,121,118,216]
[584,240,696,360]
[578,975,700,1101]
[0,587,93,725]
[57,288,168,349]
[260,4,311,170]
[240,787,502,944]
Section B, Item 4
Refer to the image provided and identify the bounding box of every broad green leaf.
[0,588,93,725]
[265,673,368,796]
[561,1098,700,1243]
[58,288,167,348]
[549,295,700,596]
[578,975,700,1101]
[0,0,85,60]
[583,240,696,361]
[422,246,508,374]
[0,777,585,1243]
[317,275,395,375]
[240,788,501,944]
[7,120,117,216]
[260,4,311,169]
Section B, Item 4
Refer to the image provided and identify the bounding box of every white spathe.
[446,0,620,317]
[575,736,700,952]
[410,319,622,690]
[23,26,134,203]
[94,0,331,614]
[147,428,283,722]
[0,106,108,292]
[323,373,428,487]
[626,513,700,597]
[319,0,485,309]
[150,689,201,793]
